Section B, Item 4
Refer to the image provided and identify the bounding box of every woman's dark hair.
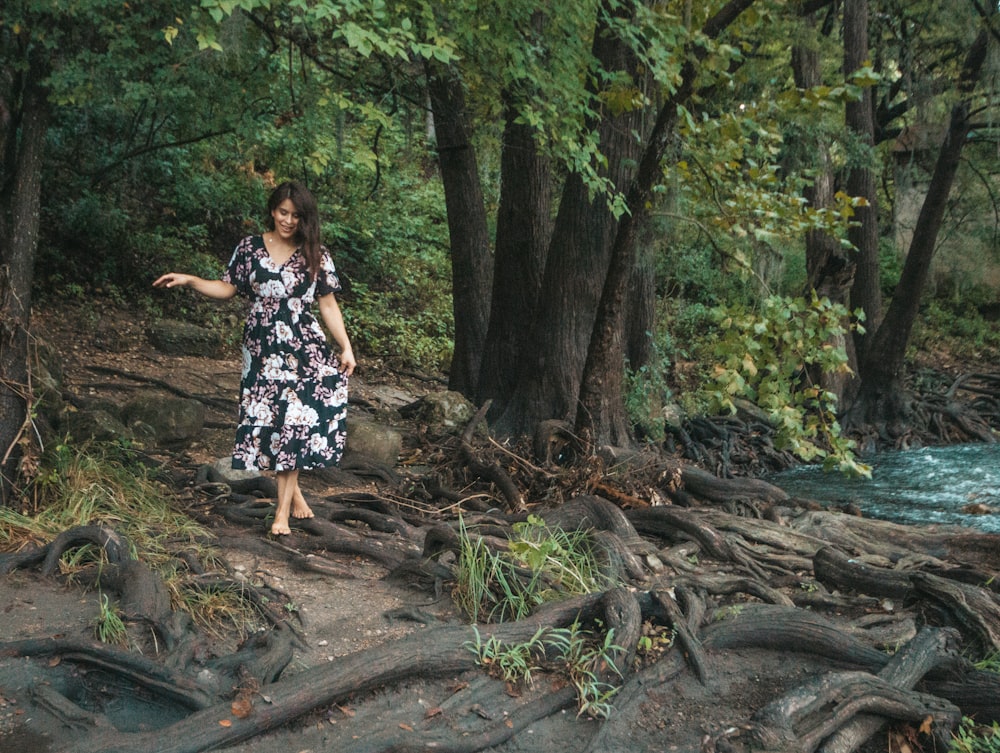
[266,181,322,279]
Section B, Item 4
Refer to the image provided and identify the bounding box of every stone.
[61,407,131,444]
[344,418,402,467]
[400,391,475,432]
[122,395,205,447]
[211,456,262,484]
[146,319,225,358]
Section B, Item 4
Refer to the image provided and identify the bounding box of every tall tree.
[425,63,493,397]
[477,88,553,409]
[493,0,648,437]
[843,0,882,367]
[576,0,757,447]
[850,24,991,424]
[0,32,49,503]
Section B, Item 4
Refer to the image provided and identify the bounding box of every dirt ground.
[0,303,900,753]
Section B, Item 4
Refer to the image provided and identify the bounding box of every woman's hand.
[153,272,192,289]
[339,347,357,377]
[153,274,237,300]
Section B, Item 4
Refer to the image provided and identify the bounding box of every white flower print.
[246,398,274,426]
[259,279,287,298]
[282,387,320,425]
[307,434,329,453]
[242,346,252,380]
[274,321,293,343]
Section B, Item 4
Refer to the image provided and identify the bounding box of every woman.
[154,181,356,535]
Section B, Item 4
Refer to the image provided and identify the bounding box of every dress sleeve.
[315,248,343,297]
[221,236,255,297]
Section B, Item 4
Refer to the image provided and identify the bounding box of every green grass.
[452,514,618,623]
[1,440,259,638]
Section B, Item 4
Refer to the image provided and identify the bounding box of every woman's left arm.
[318,294,356,376]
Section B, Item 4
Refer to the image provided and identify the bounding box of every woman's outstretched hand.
[153,273,191,289]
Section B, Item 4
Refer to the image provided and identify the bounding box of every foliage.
[465,619,623,719]
[706,294,870,476]
[453,515,617,624]
[0,440,260,635]
[915,301,1000,363]
[94,592,129,647]
[949,718,1000,753]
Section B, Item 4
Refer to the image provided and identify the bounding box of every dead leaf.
[231,697,253,719]
[425,707,443,719]
[218,719,232,727]
[919,715,934,735]
[336,704,355,718]
[399,723,413,731]
[47,657,61,667]
[505,719,513,728]
[447,681,469,694]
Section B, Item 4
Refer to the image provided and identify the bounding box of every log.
[701,604,889,671]
[747,670,961,753]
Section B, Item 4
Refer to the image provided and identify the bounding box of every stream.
[768,443,1000,534]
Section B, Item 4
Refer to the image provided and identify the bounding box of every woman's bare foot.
[291,487,314,519]
[270,520,291,535]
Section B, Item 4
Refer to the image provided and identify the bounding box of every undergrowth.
[0,440,261,638]
[466,620,624,719]
[452,514,618,623]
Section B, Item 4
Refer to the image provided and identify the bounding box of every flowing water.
[768,443,1000,534]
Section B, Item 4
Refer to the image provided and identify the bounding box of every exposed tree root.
[3,428,1000,753]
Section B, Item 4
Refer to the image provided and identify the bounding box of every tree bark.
[0,57,48,505]
[851,28,990,424]
[494,0,646,437]
[843,0,882,367]
[792,16,859,408]
[477,87,552,411]
[575,0,758,448]
[425,63,493,399]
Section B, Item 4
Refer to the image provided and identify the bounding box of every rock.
[211,456,262,484]
[399,391,475,433]
[122,395,205,447]
[146,319,225,358]
[345,418,402,467]
[61,407,131,444]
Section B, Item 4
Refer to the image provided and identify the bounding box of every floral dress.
[222,235,349,472]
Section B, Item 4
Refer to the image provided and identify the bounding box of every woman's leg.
[272,469,299,535]
[291,480,314,519]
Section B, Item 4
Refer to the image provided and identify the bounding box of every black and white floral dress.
[222,235,348,472]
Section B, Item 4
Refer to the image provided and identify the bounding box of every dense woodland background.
[3,0,1000,497]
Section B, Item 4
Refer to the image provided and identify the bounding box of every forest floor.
[0,300,995,753]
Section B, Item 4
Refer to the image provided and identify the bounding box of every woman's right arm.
[153,273,237,300]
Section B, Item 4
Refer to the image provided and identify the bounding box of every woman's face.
[271,198,301,243]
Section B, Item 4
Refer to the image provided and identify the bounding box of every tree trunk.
[843,0,882,368]
[425,64,493,399]
[575,0,757,447]
[493,0,645,437]
[0,61,48,505]
[792,19,858,408]
[851,28,989,424]
[477,90,552,411]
